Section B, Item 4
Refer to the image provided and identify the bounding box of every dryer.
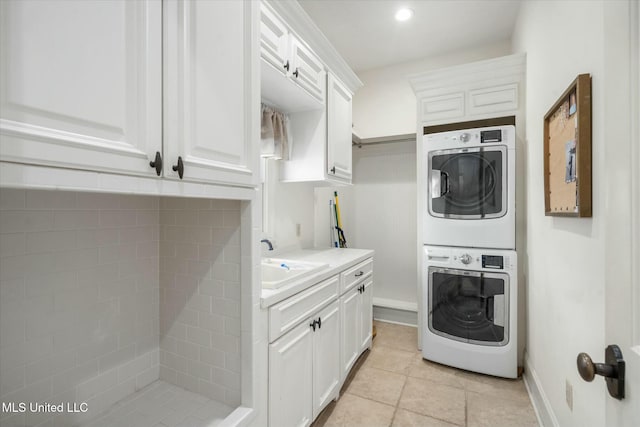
[423,124,516,249]
[422,245,517,378]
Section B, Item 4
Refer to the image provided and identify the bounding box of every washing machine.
[422,245,517,378]
[423,123,516,249]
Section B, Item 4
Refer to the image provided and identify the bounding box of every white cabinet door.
[290,37,326,103]
[269,320,314,427]
[260,3,289,74]
[419,92,465,124]
[164,0,255,186]
[340,287,360,381]
[327,74,353,182]
[312,301,340,419]
[359,279,373,352]
[0,0,162,177]
[468,84,519,116]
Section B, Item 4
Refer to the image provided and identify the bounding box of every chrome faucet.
[260,239,273,251]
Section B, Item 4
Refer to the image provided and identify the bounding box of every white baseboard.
[372,297,418,312]
[372,304,418,327]
[523,352,559,427]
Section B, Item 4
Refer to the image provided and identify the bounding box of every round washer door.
[428,267,510,346]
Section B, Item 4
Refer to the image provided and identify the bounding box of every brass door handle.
[577,353,614,381]
[576,344,625,400]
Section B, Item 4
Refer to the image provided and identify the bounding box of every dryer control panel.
[424,124,515,151]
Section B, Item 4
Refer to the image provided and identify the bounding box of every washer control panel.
[425,246,516,272]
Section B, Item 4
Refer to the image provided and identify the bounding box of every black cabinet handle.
[284,60,290,72]
[310,320,316,331]
[355,271,364,277]
[293,67,299,78]
[149,151,162,176]
[172,156,184,179]
[330,166,336,174]
[317,317,321,329]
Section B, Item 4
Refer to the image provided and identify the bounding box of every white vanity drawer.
[340,258,373,295]
[269,275,339,342]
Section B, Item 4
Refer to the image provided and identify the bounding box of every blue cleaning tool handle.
[280,263,290,270]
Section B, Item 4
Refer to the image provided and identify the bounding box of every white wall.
[352,41,512,139]
[312,141,418,312]
[263,160,316,252]
[0,190,245,426]
[512,2,607,426]
[0,190,160,426]
[159,198,242,408]
[347,140,417,307]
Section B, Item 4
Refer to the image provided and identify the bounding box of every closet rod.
[352,133,416,148]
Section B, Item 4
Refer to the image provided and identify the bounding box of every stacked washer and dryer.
[422,121,518,378]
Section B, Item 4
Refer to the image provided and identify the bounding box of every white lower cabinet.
[312,301,341,419]
[340,277,373,381]
[269,300,340,427]
[269,317,314,427]
[359,279,373,351]
[340,286,360,380]
[268,256,373,426]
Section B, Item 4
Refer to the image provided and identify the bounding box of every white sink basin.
[261,258,328,289]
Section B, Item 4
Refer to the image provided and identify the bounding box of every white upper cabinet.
[0,0,257,193]
[259,2,326,110]
[410,54,525,126]
[163,0,255,186]
[289,37,326,104]
[327,74,353,182]
[0,0,162,177]
[260,4,289,74]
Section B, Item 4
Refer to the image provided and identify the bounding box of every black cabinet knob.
[172,156,184,179]
[309,320,316,331]
[284,60,290,72]
[330,166,336,174]
[317,317,321,329]
[149,151,162,176]
[293,68,299,78]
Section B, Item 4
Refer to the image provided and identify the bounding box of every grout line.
[465,389,468,427]
[388,372,409,427]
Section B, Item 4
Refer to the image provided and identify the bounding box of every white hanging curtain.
[261,104,290,160]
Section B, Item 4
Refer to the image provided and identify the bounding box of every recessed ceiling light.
[395,8,414,22]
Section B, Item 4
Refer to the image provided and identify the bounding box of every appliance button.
[460,254,472,264]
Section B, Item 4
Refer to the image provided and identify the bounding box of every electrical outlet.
[565,379,573,411]
[296,223,301,237]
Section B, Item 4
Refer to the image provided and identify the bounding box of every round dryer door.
[429,146,507,219]
[428,267,510,346]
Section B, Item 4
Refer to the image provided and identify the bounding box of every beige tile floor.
[313,321,539,427]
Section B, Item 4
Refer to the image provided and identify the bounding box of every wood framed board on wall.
[543,74,592,217]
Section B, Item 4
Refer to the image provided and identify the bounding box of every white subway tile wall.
[0,189,161,426]
[159,198,242,408]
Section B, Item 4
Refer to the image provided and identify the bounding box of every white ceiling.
[298,0,522,72]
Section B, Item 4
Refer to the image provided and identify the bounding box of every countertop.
[260,247,374,308]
